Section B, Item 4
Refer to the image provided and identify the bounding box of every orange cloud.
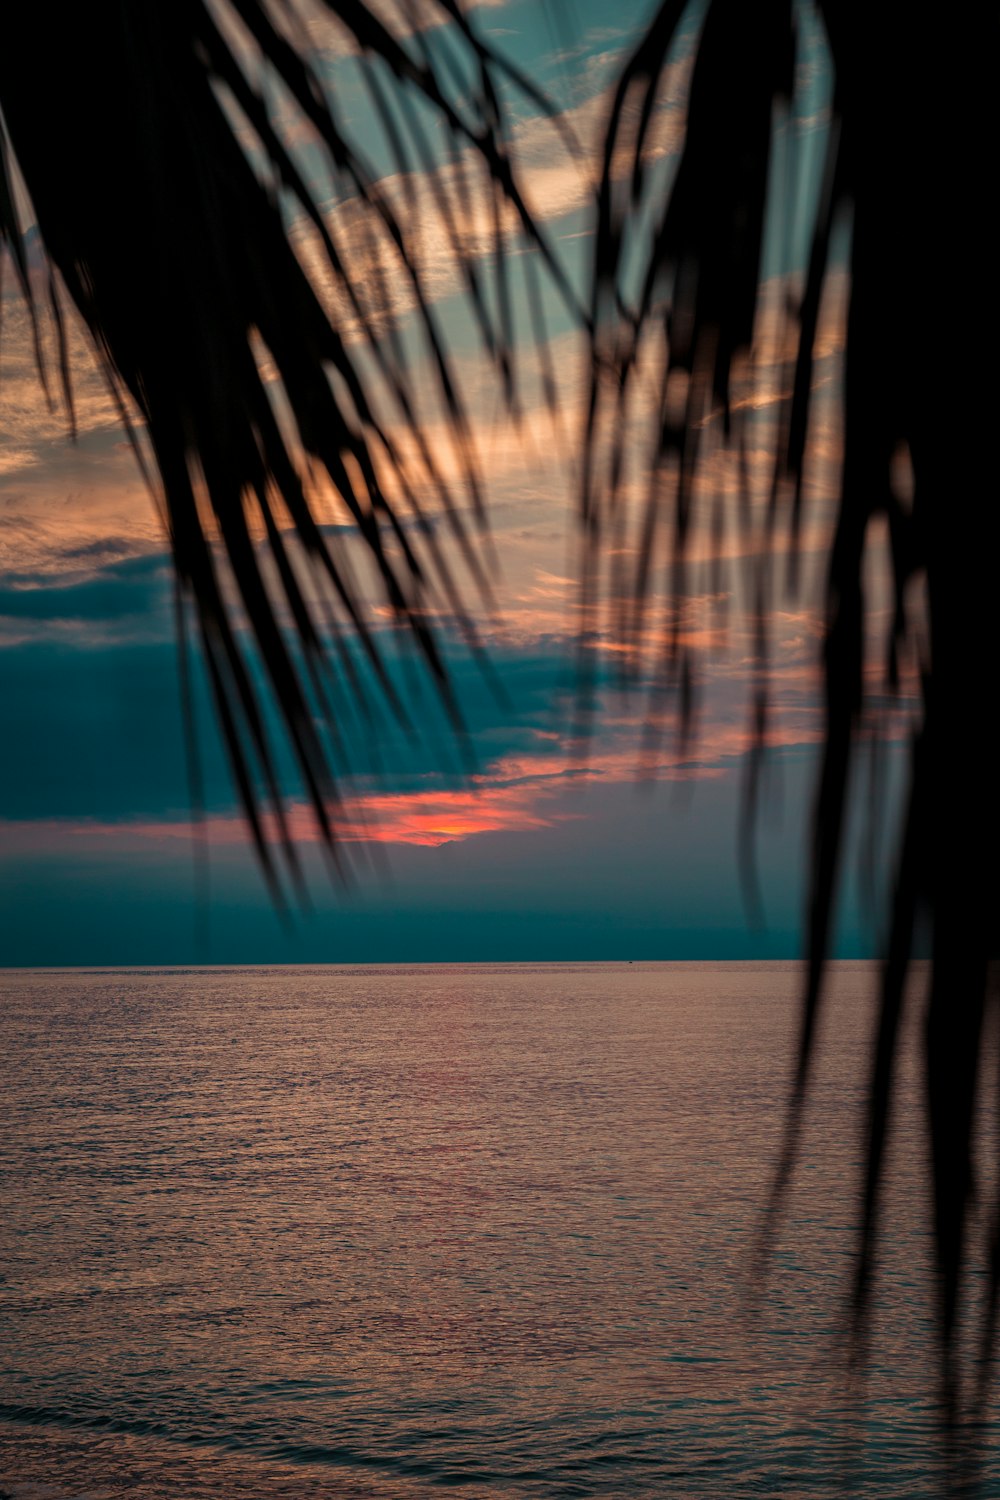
[197,776,574,849]
[0,702,833,863]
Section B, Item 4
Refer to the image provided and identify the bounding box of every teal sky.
[0,0,904,964]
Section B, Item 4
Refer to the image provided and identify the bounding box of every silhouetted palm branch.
[586,0,998,1440]
[0,0,574,899]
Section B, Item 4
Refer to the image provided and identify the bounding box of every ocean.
[0,962,995,1496]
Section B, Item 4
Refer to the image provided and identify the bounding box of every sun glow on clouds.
[1,703,839,862]
[131,777,572,850]
[1,768,575,858]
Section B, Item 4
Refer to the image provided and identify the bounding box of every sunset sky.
[0,0,908,964]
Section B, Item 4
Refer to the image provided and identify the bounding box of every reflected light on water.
[0,962,996,1497]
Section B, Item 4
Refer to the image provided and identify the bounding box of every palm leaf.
[0,0,571,895]
[586,0,998,1426]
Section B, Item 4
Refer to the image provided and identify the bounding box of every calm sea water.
[0,962,996,1497]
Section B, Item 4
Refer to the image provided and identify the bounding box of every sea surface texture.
[1,962,996,1497]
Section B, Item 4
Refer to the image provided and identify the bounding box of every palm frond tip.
[586,0,998,1416]
[0,0,571,888]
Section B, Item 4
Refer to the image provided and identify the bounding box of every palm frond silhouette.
[586,0,998,1436]
[0,0,574,897]
[1,0,995,1453]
